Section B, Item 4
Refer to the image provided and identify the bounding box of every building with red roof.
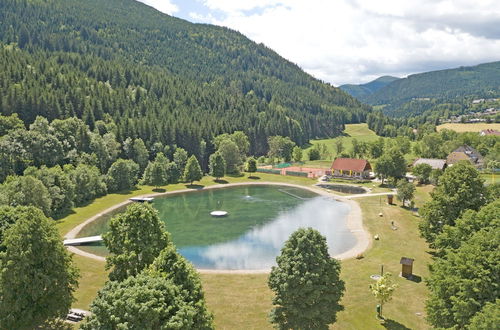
[480,129,500,136]
[331,158,372,179]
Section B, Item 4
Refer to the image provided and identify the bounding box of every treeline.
[417,163,499,329]
[0,114,297,218]
[0,0,370,155]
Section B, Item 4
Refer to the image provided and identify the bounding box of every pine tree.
[183,155,203,185]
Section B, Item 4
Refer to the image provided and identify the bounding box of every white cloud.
[188,0,500,85]
[137,0,179,15]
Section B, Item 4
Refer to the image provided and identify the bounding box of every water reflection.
[179,197,356,270]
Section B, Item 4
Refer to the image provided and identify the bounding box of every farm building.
[446,145,484,168]
[331,158,371,179]
[412,158,447,170]
[480,129,500,136]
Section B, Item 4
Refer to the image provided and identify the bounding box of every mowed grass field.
[437,122,500,132]
[304,123,379,162]
[60,173,432,329]
[303,123,418,165]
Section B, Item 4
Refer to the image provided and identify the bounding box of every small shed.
[400,257,414,278]
[387,195,394,205]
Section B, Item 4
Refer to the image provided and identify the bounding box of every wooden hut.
[400,257,414,278]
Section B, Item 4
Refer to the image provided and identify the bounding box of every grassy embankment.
[303,123,379,168]
[303,123,419,166]
[437,122,500,132]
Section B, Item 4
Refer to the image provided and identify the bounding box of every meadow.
[437,122,500,132]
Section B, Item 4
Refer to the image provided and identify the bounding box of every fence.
[256,168,281,175]
[284,170,308,177]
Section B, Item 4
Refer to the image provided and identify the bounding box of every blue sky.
[137,0,500,85]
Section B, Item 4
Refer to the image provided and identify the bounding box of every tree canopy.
[82,273,197,329]
[419,162,487,243]
[150,245,214,329]
[209,152,225,180]
[0,207,79,329]
[103,203,170,281]
[268,228,345,330]
[425,228,499,329]
[183,155,203,184]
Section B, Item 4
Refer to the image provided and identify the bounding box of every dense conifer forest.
[0,0,369,157]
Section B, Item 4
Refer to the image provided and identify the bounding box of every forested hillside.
[0,0,369,157]
[339,76,399,99]
[362,61,500,117]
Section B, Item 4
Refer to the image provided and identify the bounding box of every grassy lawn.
[481,173,500,185]
[200,188,432,330]
[302,123,418,165]
[60,173,432,329]
[437,123,500,132]
[303,123,379,163]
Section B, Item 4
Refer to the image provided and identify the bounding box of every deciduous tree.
[209,152,225,180]
[396,180,415,207]
[103,203,170,281]
[82,273,196,329]
[268,136,296,162]
[183,155,203,184]
[106,159,139,192]
[412,163,432,184]
[426,229,499,329]
[369,272,398,319]
[419,162,486,243]
[0,175,51,216]
[245,157,257,177]
[292,146,302,162]
[268,228,345,330]
[0,207,79,329]
[150,245,214,329]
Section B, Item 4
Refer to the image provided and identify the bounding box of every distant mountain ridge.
[360,61,500,117]
[339,76,400,99]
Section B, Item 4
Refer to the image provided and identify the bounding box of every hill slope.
[364,61,500,117]
[0,0,369,155]
[339,76,399,99]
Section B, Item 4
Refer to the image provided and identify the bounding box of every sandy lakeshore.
[65,182,372,273]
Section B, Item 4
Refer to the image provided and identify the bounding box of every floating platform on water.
[210,210,228,217]
[129,197,154,203]
[63,235,102,246]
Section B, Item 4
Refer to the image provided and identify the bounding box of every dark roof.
[400,257,414,265]
[447,145,483,165]
[331,158,371,172]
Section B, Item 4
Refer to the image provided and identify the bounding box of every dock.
[129,197,154,203]
[63,235,103,246]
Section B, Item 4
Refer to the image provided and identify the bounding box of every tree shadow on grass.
[382,319,411,330]
[248,175,261,180]
[214,179,229,184]
[185,184,205,190]
[53,209,76,221]
[405,274,422,283]
[226,173,244,178]
[152,188,166,193]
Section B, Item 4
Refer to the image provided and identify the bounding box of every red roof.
[331,158,371,172]
[481,129,500,136]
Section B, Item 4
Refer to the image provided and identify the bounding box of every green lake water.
[77,185,356,270]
